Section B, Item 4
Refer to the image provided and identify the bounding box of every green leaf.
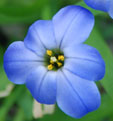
[13,108,25,121]
[86,26,113,101]
[41,5,52,20]
[0,46,11,91]
[0,0,50,24]
[0,86,25,121]
[17,90,33,120]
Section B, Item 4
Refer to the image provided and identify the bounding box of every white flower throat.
[50,57,57,63]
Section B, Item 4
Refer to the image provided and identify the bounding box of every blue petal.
[63,44,105,81]
[4,41,42,84]
[57,69,101,118]
[52,5,94,49]
[26,66,57,104]
[24,20,57,56]
[108,0,113,18]
[84,0,110,12]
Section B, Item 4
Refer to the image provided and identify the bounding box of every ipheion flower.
[4,5,105,118]
[84,0,113,18]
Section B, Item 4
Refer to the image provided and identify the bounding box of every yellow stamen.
[48,64,53,70]
[57,62,62,67]
[50,60,54,64]
[46,50,52,56]
[58,55,64,61]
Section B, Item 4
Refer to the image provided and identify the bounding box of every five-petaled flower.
[84,0,113,18]
[4,5,105,118]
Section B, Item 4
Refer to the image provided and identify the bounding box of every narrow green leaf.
[0,46,11,91]
[13,108,25,121]
[17,90,33,120]
[0,86,25,121]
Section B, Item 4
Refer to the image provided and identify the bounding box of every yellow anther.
[57,62,62,67]
[46,50,52,56]
[50,60,54,64]
[48,64,53,70]
[58,55,64,61]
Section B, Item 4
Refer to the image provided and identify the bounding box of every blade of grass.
[0,86,25,121]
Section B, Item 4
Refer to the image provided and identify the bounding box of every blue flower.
[4,5,105,118]
[84,0,113,18]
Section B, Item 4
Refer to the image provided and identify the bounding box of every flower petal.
[108,0,113,18]
[57,69,100,118]
[26,66,57,104]
[4,41,42,84]
[84,0,109,12]
[24,20,57,56]
[63,44,105,81]
[64,44,105,64]
[52,5,94,48]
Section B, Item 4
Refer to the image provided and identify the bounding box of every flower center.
[44,49,65,71]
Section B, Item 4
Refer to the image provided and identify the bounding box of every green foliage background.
[0,0,113,121]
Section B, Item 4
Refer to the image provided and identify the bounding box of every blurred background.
[0,0,113,121]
